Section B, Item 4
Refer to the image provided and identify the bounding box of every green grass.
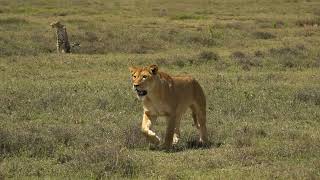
[1,0,320,179]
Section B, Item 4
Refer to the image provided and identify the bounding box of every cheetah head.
[50,21,63,28]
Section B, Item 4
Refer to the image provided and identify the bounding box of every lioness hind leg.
[173,117,181,145]
[190,105,200,129]
[190,104,208,144]
[162,115,176,149]
[198,115,208,143]
[173,132,179,145]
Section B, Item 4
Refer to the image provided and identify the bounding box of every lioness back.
[170,76,206,110]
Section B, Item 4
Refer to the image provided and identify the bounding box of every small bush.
[315,55,320,67]
[96,97,109,110]
[231,51,246,59]
[53,12,68,16]
[159,29,178,42]
[269,46,303,57]
[0,129,15,156]
[0,127,56,158]
[84,31,99,42]
[171,14,202,20]
[225,22,246,29]
[252,31,276,39]
[231,51,262,70]
[0,171,4,180]
[166,173,184,180]
[296,18,320,27]
[123,124,146,149]
[234,149,263,167]
[154,58,169,66]
[119,158,139,178]
[234,125,253,148]
[153,54,196,67]
[0,17,28,25]
[173,59,186,68]
[295,44,306,51]
[158,8,168,17]
[57,152,73,164]
[77,144,139,178]
[177,29,218,47]
[295,88,320,105]
[268,46,309,68]
[50,126,77,146]
[255,128,267,138]
[254,50,264,57]
[198,50,220,62]
[273,20,285,28]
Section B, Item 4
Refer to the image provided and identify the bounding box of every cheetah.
[50,21,71,53]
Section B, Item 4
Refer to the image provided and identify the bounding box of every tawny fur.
[129,65,208,149]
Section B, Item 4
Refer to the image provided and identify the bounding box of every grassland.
[1,0,320,179]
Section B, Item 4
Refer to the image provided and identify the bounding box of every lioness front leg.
[141,113,160,145]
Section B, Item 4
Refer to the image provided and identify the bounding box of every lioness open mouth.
[136,89,147,96]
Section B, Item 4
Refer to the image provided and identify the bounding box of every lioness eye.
[142,75,147,79]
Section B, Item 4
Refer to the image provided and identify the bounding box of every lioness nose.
[134,84,139,88]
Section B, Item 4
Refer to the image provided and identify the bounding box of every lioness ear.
[129,66,137,74]
[149,64,158,75]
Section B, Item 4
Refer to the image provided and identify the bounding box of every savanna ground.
[1,0,320,179]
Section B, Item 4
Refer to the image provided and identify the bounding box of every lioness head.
[129,64,158,99]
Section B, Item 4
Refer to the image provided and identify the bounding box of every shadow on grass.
[124,124,224,153]
[149,140,223,153]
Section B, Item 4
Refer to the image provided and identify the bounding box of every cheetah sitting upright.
[50,21,71,53]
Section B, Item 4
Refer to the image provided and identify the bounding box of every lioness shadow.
[149,140,223,153]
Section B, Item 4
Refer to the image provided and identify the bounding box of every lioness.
[129,64,208,149]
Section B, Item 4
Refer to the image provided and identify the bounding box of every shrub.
[269,47,302,56]
[84,31,99,42]
[296,18,320,27]
[234,125,253,148]
[57,152,73,164]
[0,126,56,158]
[254,50,264,57]
[123,124,146,149]
[273,20,286,28]
[225,22,246,29]
[176,28,218,47]
[231,51,246,60]
[50,126,77,146]
[166,173,184,180]
[198,50,220,62]
[154,58,169,66]
[0,171,4,180]
[0,17,28,25]
[96,97,109,110]
[231,51,261,70]
[252,31,276,39]
[268,46,309,68]
[53,12,68,16]
[76,144,140,178]
[171,14,202,20]
[173,59,186,68]
[295,88,320,105]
